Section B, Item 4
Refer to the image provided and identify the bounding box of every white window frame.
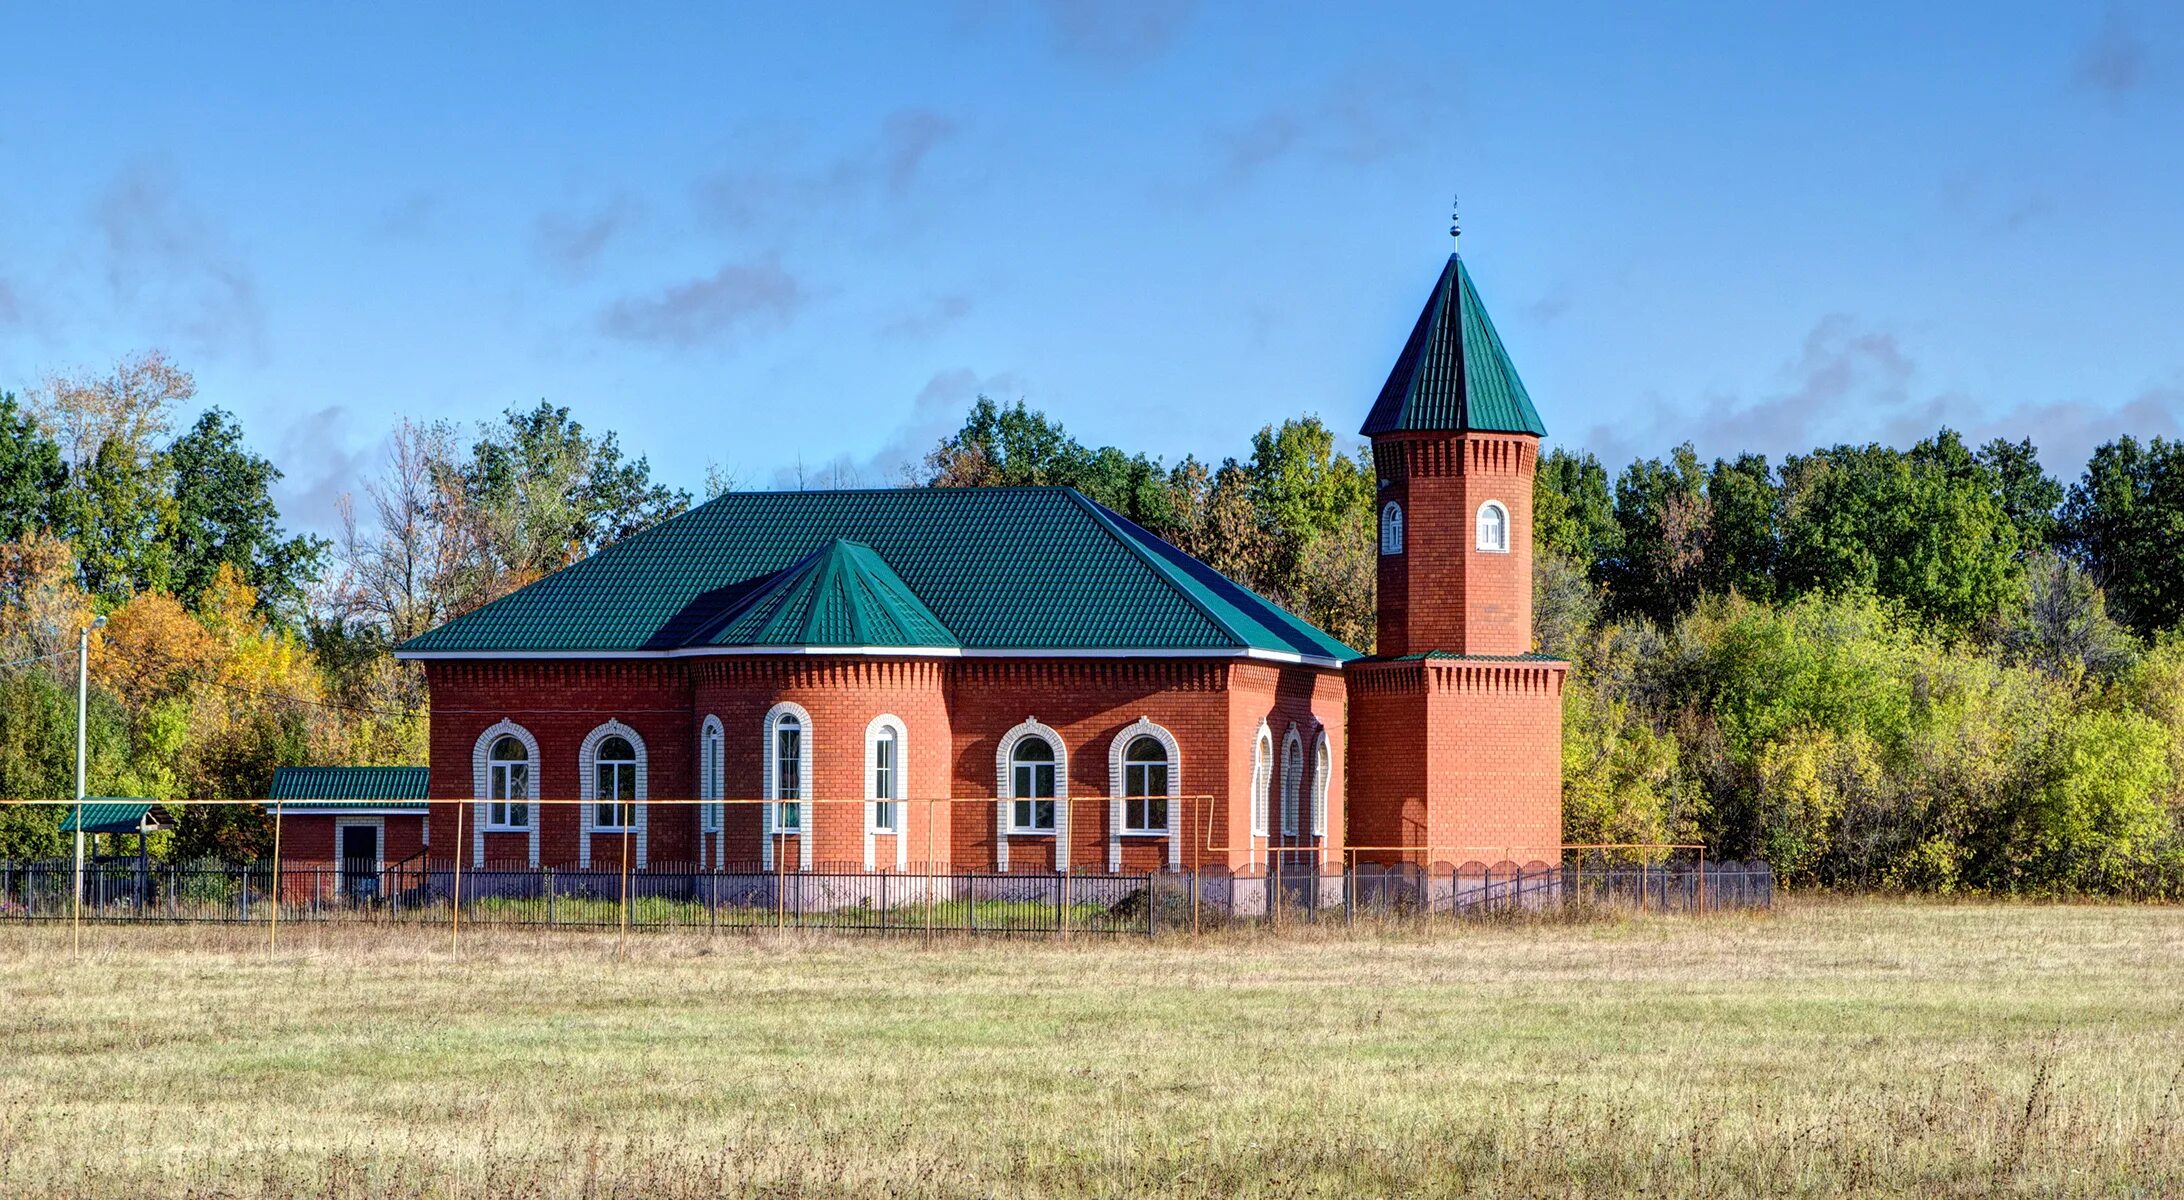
[1380,501,1404,555]
[1250,723,1273,843]
[864,714,909,872]
[484,737,531,831]
[762,702,814,871]
[1311,727,1331,840]
[1008,739,1060,834]
[1106,717,1180,872]
[469,720,541,868]
[591,735,639,831]
[995,718,1068,872]
[577,721,649,868]
[1476,499,1510,553]
[1280,725,1304,838]
[699,716,724,833]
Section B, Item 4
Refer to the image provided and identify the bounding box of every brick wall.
[1373,431,1538,656]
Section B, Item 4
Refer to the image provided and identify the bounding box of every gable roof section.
[698,539,958,649]
[267,766,430,812]
[397,487,1359,665]
[61,800,167,834]
[1360,254,1547,438]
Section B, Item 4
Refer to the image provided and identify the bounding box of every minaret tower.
[1345,204,1567,866]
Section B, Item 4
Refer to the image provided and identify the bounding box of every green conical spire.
[1360,254,1546,438]
[702,538,959,648]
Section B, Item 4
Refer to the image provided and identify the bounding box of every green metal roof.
[1360,254,1547,438]
[267,766,429,812]
[398,487,1357,664]
[60,801,164,834]
[699,539,958,648]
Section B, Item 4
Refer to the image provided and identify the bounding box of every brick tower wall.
[1374,432,1537,657]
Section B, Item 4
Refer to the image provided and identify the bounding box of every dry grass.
[1,900,2181,1197]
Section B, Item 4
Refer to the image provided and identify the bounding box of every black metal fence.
[0,855,1773,939]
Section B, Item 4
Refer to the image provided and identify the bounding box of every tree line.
[4,350,2183,892]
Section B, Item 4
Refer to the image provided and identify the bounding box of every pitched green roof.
[1360,254,1547,438]
[267,766,429,811]
[61,801,165,834]
[398,488,1357,664]
[699,539,958,648]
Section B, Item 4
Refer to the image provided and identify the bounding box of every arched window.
[486,736,530,830]
[871,722,900,833]
[1311,729,1331,839]
[1476,500,1509,552]
[1280,728,1304,838]
[593,735,637,830]
[1122,736,1169,834]
[771,713,804,833]
[699,717,724,835]
[1009,738,1058,833]
[1250,726,1273,839]
[1380,501,1404,555]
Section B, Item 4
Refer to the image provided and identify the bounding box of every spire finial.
[1449,194,1461,251]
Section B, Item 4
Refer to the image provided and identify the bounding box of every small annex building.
[263,766,430,874]
[353,243,1566,877]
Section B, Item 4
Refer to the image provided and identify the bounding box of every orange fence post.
[268,797,283,954]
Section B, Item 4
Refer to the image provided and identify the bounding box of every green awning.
[59,800,166,835]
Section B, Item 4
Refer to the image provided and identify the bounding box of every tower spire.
[1449,194,1460,252]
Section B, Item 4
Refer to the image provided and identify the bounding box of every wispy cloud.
[268,403,375,536]
[372,191,445,241]
[534,195,641,275]
[91,163,263,357]
[1207,65,1446,187]
[2073,8,2147,97]
[769,366,1025,488]
[597,259,807,348]
[1578,315,1916,465]
[694,107,960,234]
[1039,0,1195,69]
[879,294,974,340]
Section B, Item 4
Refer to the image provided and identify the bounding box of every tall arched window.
[486,736,530,830]
[1380,501,1404,555]
[772,713,804,833]
[700,717,724,837]
[1280,728,1304,838]
[1311,729,1331,839]
[1250,726,1273,839]
[1476,500,1509,552]
[593,735,637,830]
[871,722,900,833]
[1122,736,1169,834]
[1010,738,1058,833]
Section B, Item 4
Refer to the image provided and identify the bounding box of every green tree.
[1778,440,2021,629]
[1597,444,1708,625]
[1533,449,1618,567]
[164,409,327,626]
[2062,435,2184,636]
[0,394,65,542]
[1700,452,1778,603]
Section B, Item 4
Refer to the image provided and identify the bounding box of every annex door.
[339,824,380,902]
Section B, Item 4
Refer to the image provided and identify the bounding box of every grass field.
[2,901,2181,1198]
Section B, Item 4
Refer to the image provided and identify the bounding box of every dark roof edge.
[393,644,1347,667]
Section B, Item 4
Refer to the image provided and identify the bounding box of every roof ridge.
[1060,490,1256,650]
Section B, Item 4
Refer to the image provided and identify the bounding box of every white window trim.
[995,717,1067,872]
[762,701,814,872]
[1311,727,1331,841]
[1280,725,1304,839]
[1380,501,1404,555]
[577,720,649,869]
[469,720,540,868]
[864,713,909,872]
[699,715,725,869]
[1249,722,1274,853]
[1107,716,1181,872]
[1477,499,1511,553]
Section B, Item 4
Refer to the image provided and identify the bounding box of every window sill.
[482,826,529,834]
[1006,829,1057,837]
[1119,830,1170,838]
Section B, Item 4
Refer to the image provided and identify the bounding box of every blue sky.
[3,2,2179,534]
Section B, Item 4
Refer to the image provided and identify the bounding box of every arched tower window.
[1380,501,1404,555]
[1476,500,1509,552]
